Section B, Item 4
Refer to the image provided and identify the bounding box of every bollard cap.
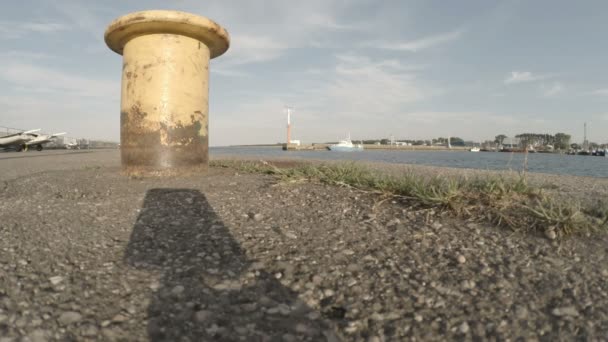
[105,10,230,58]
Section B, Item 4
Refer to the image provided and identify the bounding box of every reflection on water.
[211,146,608,178]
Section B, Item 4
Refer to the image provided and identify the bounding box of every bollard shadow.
[125,188,334,341]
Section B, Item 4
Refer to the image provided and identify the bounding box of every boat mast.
[583,122,588,150]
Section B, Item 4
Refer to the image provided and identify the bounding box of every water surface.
[211,146,608,178]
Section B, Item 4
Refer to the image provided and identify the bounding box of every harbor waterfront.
[211,146,608,178]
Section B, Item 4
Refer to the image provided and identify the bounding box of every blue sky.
[1,0,607,145]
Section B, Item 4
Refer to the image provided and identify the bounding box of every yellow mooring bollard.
[105,10,230,174]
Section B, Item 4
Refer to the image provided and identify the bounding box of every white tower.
[286,106,293,145]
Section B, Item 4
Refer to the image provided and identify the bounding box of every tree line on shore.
[343,132,605,150]
[493,133,571,150]
[494,133,606,150]
[360,137,468,146]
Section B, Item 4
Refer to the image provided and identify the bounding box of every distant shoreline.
[222,144,469,151]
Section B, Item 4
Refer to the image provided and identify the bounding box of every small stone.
[266,307,280,314]
[323,289,335,297]
[363,213,376,220]
[461,280,475,290]
[414,314,423,322]
[101,328,119,341]
[343,249,355,256]
[259,296,276,307]
[460,321,470,334]
[235,326,248,335]
[323,330,341,342]
[277,304,291,315]
[285,232,298,239]
[346,263,361,272]
[206,324,222,335]
[274,272,283,279]
[466,222,478,229]
[268,303,291,316]
[194,310,212,323]
[386,218,401,227]
[368,336,382,342]
[112,314,129,323]
[370,312,384,321]
[241,303,257,312]
[149,281,160,291]
[545,229,557,240]
[307,311,321,320]
[82,325,99,337]
[516,306,529,320]
[171,285,185,297]
[49,276,64,285]
[311,275,323,285]
[250,261,265,270]
[456,255,466,264]
[602,269,608,277]
[253,213,263,221]
[552,306,579,317]
[344,325,359,334]
[58,311,82,325]
[15,317,27,328]
[282,333,297,342]
[295,323,317,335]
[431,222,442,229]
[26,330,47,342]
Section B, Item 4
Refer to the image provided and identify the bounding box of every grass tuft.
[210,160,605,238]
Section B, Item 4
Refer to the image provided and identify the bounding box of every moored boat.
[327,134,363,151]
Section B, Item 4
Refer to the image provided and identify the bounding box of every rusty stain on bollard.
[104,10,230,174]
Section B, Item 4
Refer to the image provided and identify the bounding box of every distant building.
[289,140,301,146]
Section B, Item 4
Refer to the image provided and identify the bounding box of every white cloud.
[0,50,53,60]
[541,82,564,97]
[0,61,119,140]
[184,0,368,66]
[504,71,548,84]
[211,66,251,78]
[0,62,116,98]
[303,13,359,31]
[48,2,109,40]
[590,88,608,96]
[364,30,463,52]
[0,21,68,39]
[324,54,429,115]
[402,111,518,126]
[218,34,288,66]
[0,91,118,141]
